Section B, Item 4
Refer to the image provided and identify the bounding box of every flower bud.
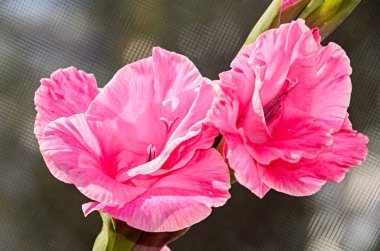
[300,0,362,39]
[243,0,361,46]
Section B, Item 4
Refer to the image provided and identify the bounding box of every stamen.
[263,92,287,114]
[265,105,282,122]
[146,144,156,162]
[160,117,179,134]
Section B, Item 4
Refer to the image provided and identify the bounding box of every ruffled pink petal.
[85,57,155,123]
[152,124,218,177]
[316,129,368,183]
[312,42,352,131]
[206,92,268,198]
[34,67,99,141]
[40,114,146,204]
[237,64,271,145]
[83,149,231,232]
[82,202,102,216]
[152,47,204,100]
[219,44,256,113]
[226,139,270,198]
[86,47,204,124]
[284,44,351,134]
[206,84,240,136]
[341,114,353,131]
[260,128,368,196]
[34,67,99,183]
[249,111,333,165]
[211,65,270,146]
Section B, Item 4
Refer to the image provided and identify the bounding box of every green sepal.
[92,212,141,251]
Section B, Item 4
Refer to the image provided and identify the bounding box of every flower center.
[263,92,287,122]
[146,144,156,162]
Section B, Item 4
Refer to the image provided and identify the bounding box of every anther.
[146,144,156,162]
[265,105,282,122]
[263,92,287,114]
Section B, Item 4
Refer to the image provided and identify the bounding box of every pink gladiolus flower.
[209,19,368,198]
[35,47,230,232]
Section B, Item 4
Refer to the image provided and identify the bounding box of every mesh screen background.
[0,0,379,250]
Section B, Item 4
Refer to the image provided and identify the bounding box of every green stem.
[241,0,283,48]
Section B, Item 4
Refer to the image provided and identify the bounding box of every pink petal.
[206,84,240,136]
[226,139,270,198]
[40,114,146,204]
[83,149,231,232]
[312,42,352,131]
[86,47,204,124]
[260,160,327,197]
[82,202,103,216]
[34,67,99,141]
[85,57,155,123]
[34,67,99,183]
[249,111,333,165]
[341,113,353,131]
[219,45,256,112]
[316,128,368,183]
[260,128,368,196]
[152,124,219,177]
[151,47,204,100]
[237,64,271,144]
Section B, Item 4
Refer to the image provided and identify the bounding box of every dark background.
[0,0,379,250]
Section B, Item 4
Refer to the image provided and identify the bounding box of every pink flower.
[35,47,230,232]
[209,19,368,198]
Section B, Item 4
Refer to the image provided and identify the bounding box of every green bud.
[300,0,362,39]
[242,0,361,49]
[280,0,312,23]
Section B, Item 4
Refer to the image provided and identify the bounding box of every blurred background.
[0,0,379,250]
